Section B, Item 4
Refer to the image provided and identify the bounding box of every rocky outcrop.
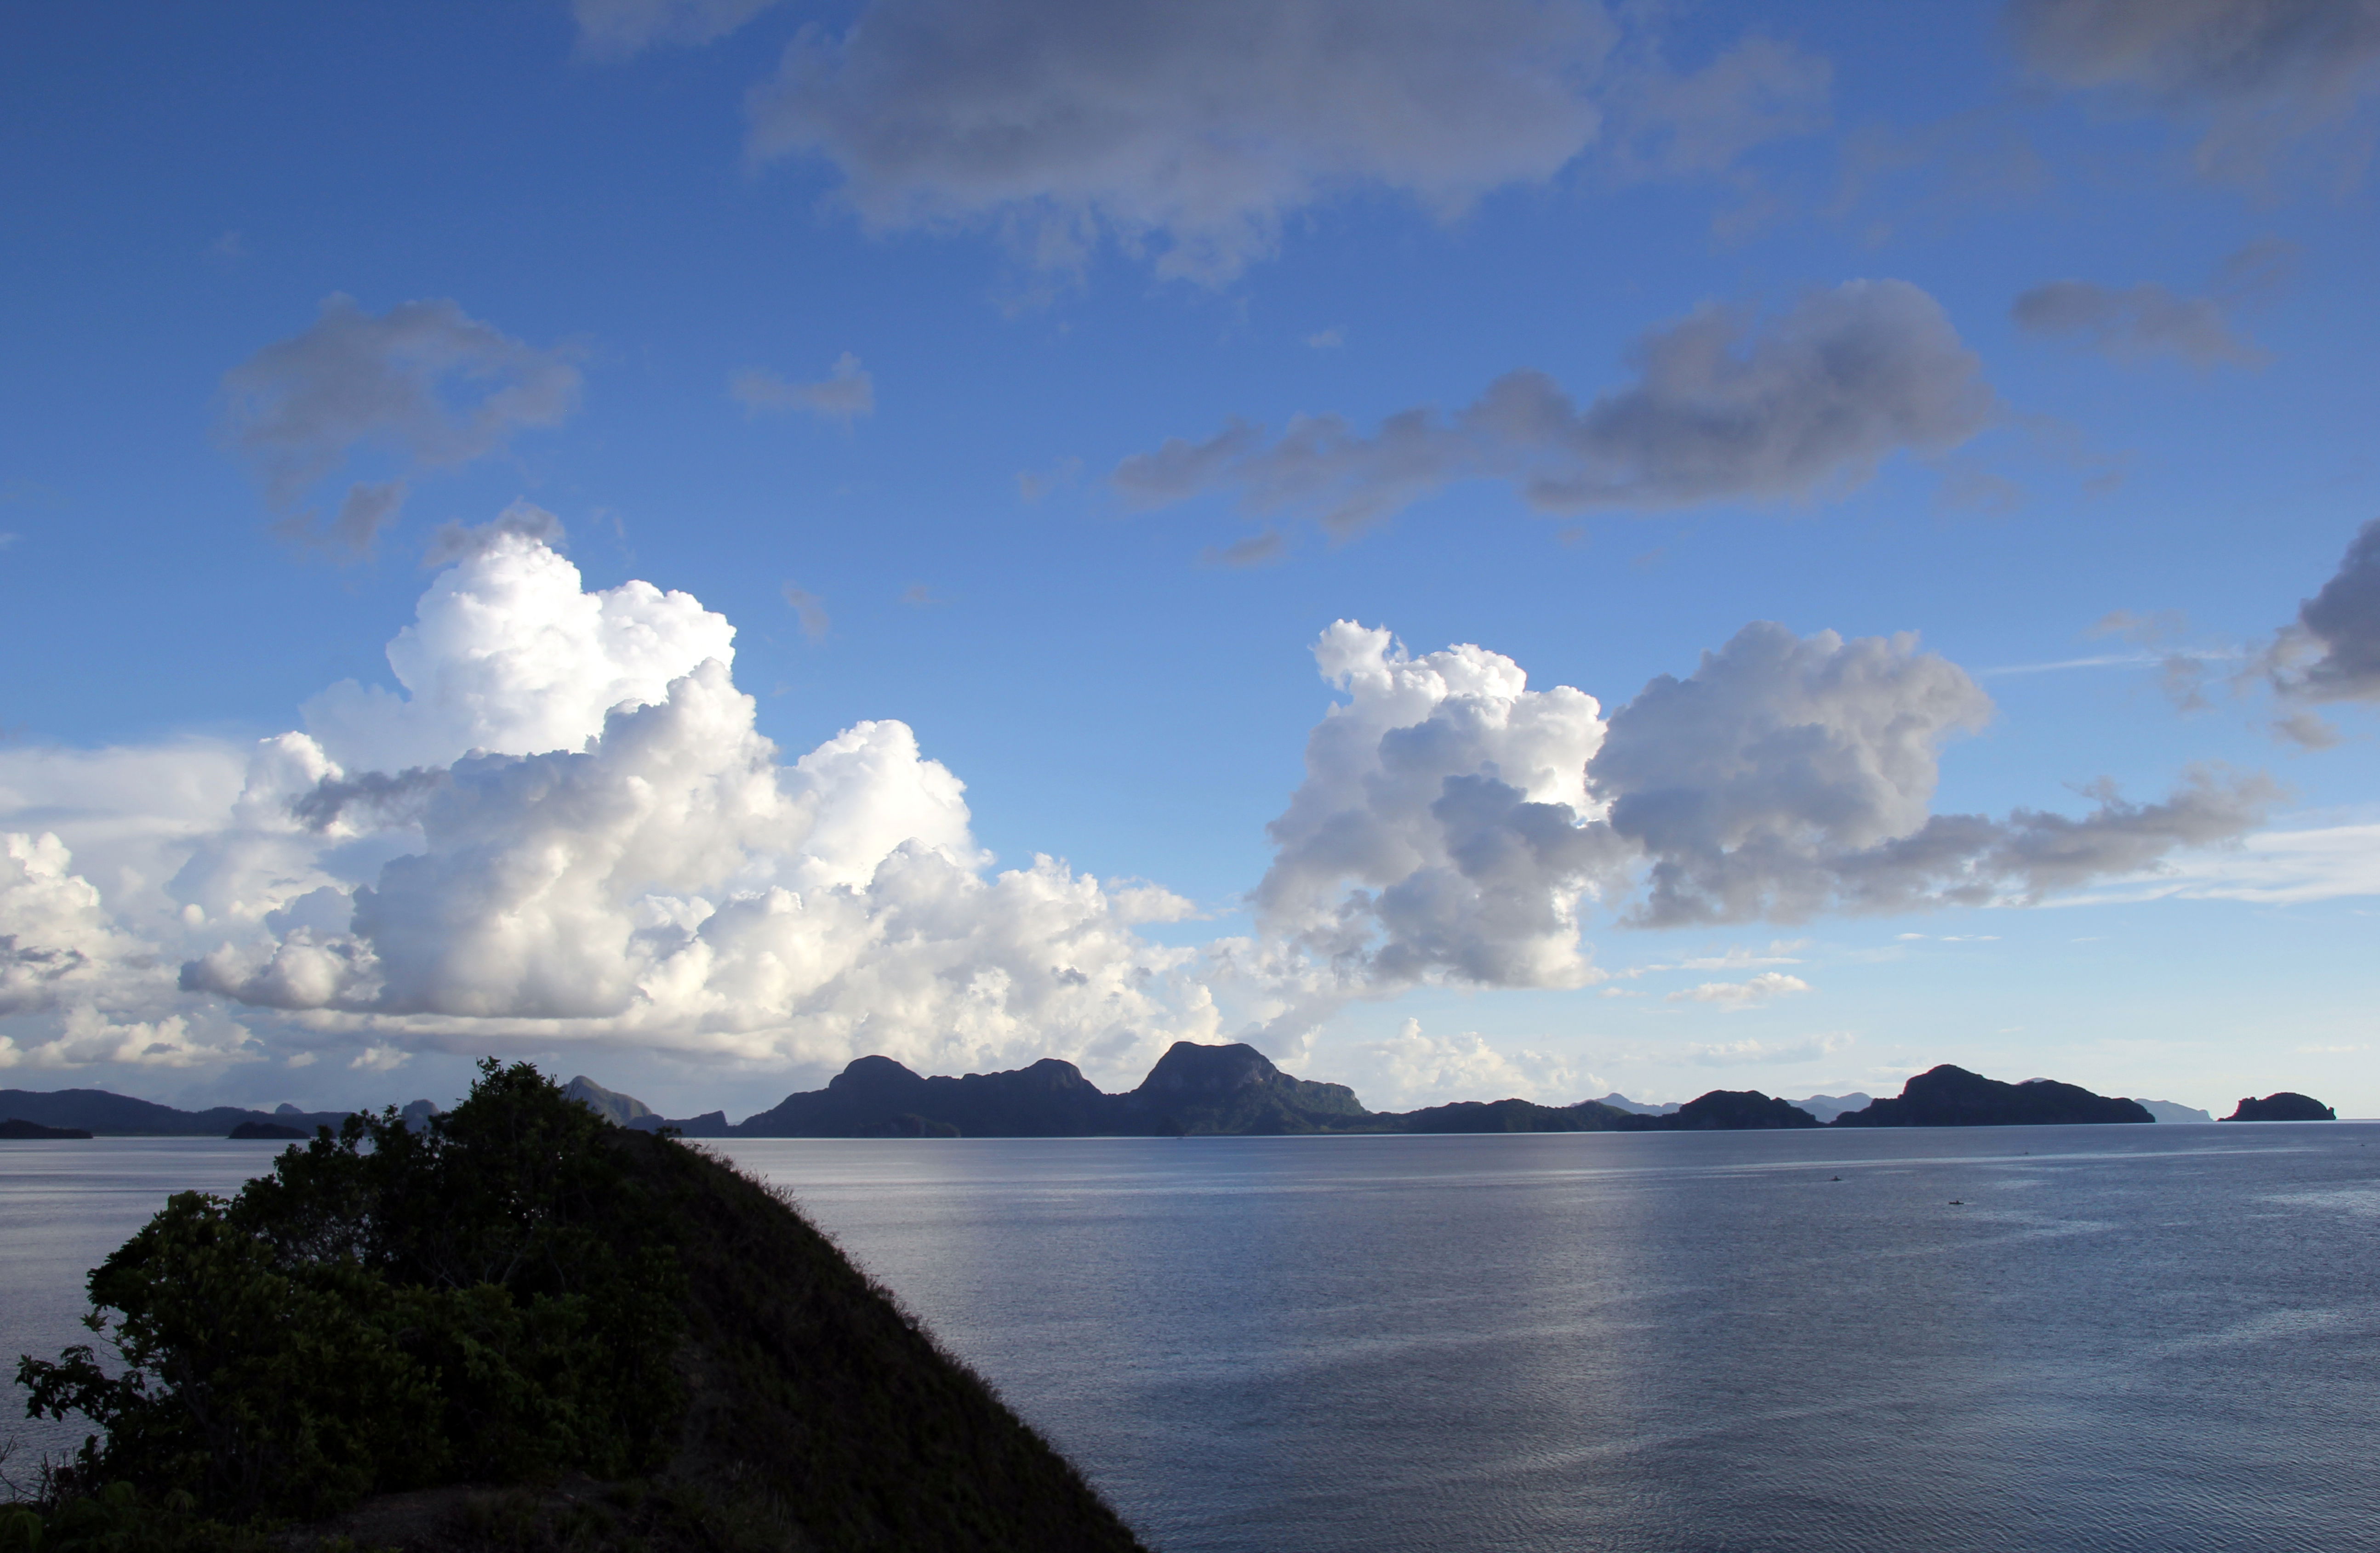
[1832,1065,2152,1127]
[1657,1090,1820,1130]
[2223,1092,2336,1121]
[738,1054,1124,1138]
[1385,1096,1643,1133]
[1122,1041,1370,1135]
[562,1074,655,1127]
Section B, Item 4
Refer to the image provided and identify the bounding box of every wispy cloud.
[1667,971,1813,1008]
[220,295,582,557]
[1683,1030,1851,1064]
[732,353,874,426]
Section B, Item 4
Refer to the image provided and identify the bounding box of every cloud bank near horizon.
[0,526,2299,1088]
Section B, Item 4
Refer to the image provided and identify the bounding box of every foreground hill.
[11,1063,1146,1553]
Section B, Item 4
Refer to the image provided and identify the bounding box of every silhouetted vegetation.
[11,1061,1146,1552]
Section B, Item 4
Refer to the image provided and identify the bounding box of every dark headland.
[10,1063,1147,1553]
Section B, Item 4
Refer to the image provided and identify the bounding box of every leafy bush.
[16,1062,687,1523]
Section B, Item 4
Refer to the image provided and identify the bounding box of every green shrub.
[16,1062,687,1524]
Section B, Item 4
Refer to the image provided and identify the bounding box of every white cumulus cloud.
[4,528,1216,1085]
[1254,621,1624,991]
[302,525,736,772]
[1341,1017,1590,1109]
[1250,618,2276,1004]
[0,536,2306,1086]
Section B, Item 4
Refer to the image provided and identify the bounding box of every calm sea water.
[7,1126,2378,1551]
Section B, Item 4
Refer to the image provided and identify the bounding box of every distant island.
[225,1118,311,1140]
[612,1042,1826,1138]
[1830,1065,2153,1127]
[0,1117,93,1139]
[607,1047,2209,1138]
[2225,1092,2337,1121]
[5,1050,2331,1143]
[0,1088,361,1138]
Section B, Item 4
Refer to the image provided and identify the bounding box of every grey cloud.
[2012,239,2293,367]
[2272,711,2344,749]
[782,582,831,640]
[1201,531,1288,569]
[731,353,874,425]
[2272,518,2380,702]
[2012,279,2261,366]
[289,767,448,832]
[1116,279,1995,537]
[572,0,782,57]
[270,479,411,560]
[220,296,582,553]
[1975,767,2282,893]
[2011,0,2380,173]
[1590,622,2274,926]
[1016,457,1082,502]
[1366,773,1633,984]
[747,0,1619,283]
[0,935,93,1017]
[1607,34,1832,180]
[422,500,567,568]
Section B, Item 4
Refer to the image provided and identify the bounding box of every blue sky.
[3,0,2377,1120]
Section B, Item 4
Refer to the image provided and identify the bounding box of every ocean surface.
[6,1125,2378,1551]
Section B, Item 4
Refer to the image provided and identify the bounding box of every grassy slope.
[627,1132,1146,1553]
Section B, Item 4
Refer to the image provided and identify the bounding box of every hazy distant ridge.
[622,1048,2182,1139]
[0,1088,356,1138]
[5,1055,2296,1143]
